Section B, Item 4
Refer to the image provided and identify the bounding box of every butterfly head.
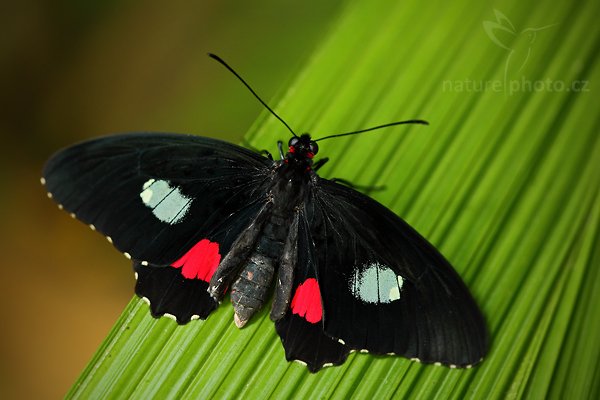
[287,134,319,162]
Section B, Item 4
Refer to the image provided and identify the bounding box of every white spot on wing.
[164,313,177,321]
[140,178,192,224]
[89,224,96,231]
[47,192,53,199]
[337,338,346,345]
[134,272,138,280]
[106,236,113,244]
[124,252,131,260]
[349,262,404,304]
[141,297,151,305]
[140,179,155,203]
[141,261,148,266]
[190,315,200,321]
[40,177,46,185]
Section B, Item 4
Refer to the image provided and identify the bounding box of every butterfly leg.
[312,157,329,171]
[261,150,274,160]
[330,178,386,192]
[242,139,274,159]
[277,141,285,159]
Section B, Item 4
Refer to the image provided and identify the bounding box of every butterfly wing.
[281,177,488,370]
[274,213,350,372]
[43,133,273,322]
[133,260,218,322]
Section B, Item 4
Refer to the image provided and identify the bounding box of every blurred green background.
[0,1,343,398]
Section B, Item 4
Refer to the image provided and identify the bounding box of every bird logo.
[483,9,556,87]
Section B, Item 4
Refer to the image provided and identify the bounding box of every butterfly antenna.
[314,119,429,142]
[208,53,298,137]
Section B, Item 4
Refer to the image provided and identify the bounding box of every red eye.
[306,152,314,159]
[289,146,295,153]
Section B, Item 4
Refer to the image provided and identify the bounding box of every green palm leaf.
[67,0,600,398]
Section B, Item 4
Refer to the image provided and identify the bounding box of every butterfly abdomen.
[230,211,289,327]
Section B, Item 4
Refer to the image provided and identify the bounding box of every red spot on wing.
[171,239,221,281]
[290,278,323,323]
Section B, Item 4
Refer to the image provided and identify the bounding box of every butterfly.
[41,54,488,372]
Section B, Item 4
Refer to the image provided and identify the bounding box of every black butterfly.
[42,54,488,372]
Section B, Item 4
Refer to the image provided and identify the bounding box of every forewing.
[43,133,272,265]
[305,178,488,367]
